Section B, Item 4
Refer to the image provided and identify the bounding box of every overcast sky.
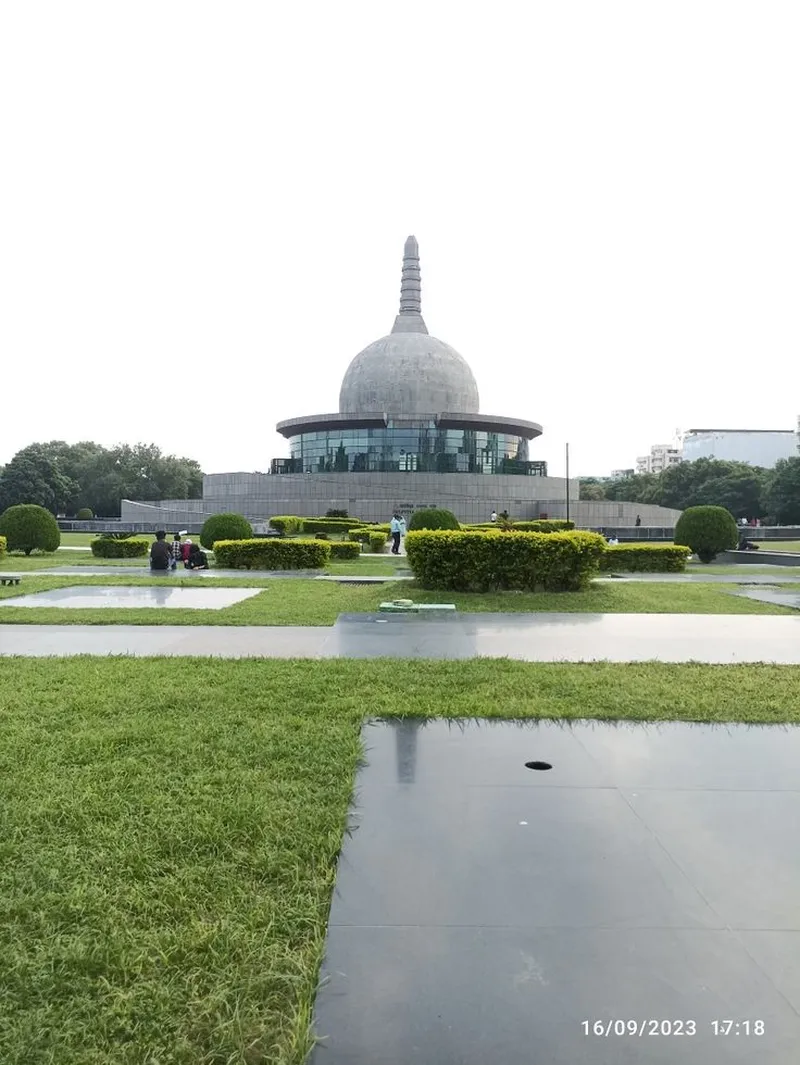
[2,2,798,478]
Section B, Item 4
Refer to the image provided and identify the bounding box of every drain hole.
[525,761,552,771]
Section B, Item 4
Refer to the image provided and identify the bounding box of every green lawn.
[0,574,794,625]
[1,657,800,1065]
[1,552,400,575]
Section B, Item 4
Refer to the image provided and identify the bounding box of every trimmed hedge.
[330,541,362,560]
[90,537,150,558]
[75,507,94,520]
[369,531,389,553]
[213,538,330,569]
[348,528,372,545]
[268,516,301,536]
[674,506,738,564]
[405,530,606,591]
[466,520,575,533]
[408,508,460,531]
[600,544,691,573]
[0,535,6,556]
[513,520,575,532]
[200,513,253,550]
[301,518,366,535]
[0,504,61,555]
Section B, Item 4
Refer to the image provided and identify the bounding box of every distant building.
[681,428,798,469]
[610,468,635,479]
[636,444,682,476]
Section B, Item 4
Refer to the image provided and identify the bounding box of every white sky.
[1,2,798,478]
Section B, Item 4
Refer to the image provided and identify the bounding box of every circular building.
[124,237,584,528]
[274,236,544,486]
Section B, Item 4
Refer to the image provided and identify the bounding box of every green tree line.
[580,457,800,524]
[0,441,203,517]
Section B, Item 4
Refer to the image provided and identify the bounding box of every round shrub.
[407,508,460,532]
[75,507,94,520]
[90,537,150,558]
[674,505,738,563]
[200,513,253,550]
[0,504,60,555]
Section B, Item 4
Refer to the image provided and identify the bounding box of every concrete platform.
[3,612,800,661]
[310,720,800,1064]
[0,586,260,610]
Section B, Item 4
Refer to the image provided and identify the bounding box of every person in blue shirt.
[390,513,405,555]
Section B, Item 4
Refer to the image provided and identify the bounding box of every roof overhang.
[276,412,543,440]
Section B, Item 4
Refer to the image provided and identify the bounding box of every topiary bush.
[326,509,348,518]
[90,537,150,558]
[75,507,94,520]
[369,531,389,553]
[407,508,460,532]
[674,506,738,564]
[405,530,606,591]
[213,538,330,569]
[600,544,691,573]
[200,513,253,550]
[0,535,6,556]
[330,541,362,560]
[0,504,61,555]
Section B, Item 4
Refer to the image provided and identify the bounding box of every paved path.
[3,612,800,662]
[1,566,798,583]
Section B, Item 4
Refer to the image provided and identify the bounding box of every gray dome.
[338,234,480,417]
[339,332,479,416]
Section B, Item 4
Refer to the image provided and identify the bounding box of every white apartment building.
[636,444,682,475]
[681,427,798,468]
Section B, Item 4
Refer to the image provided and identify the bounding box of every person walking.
[635,515,641,527]
[390,512,403,555]
[490,510,497,523]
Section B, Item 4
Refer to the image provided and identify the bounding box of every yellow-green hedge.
[405,530,606,591]
[90,537,150,558]
[0,535,6,555]
[330,541,362,560]
[600,544,691,573]
[213,538,330,569]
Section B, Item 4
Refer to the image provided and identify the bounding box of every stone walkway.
[3,612,800,662]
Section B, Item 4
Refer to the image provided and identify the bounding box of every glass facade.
[271,424,546,476]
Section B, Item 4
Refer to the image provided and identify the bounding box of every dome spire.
[392,234,428,335]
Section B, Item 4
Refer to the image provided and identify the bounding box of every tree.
[579,480,606,501]
[0,504,61,554]
[765,457,800,525]
[0,446,78,514]
[674,505,738,563]
[1,440,204,518]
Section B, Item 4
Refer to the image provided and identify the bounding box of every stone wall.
[121,472,681,530]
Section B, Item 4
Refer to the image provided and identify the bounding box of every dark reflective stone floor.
[311,720,800,1064]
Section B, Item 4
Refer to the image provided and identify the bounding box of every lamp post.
[565,442,570,525]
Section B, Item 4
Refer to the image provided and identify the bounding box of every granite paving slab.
[4,612,800,660]
[310,720,800,1064]
[0,586,260,609]
[733,587,800,610]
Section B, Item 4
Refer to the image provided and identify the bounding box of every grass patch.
[0,575,794,625]
[1,656,800,1064]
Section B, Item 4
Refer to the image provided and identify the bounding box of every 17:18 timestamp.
[711,1020,765,1036]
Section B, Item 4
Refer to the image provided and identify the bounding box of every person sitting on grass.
[184,542,210,570]
[149,530,173,571]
